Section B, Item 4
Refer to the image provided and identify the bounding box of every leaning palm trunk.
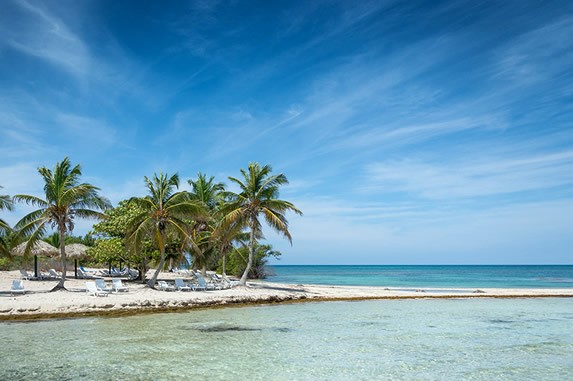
[54,227,67,290]
[239,224,256,285]
[147,231,167,288]
[222,253,227,276]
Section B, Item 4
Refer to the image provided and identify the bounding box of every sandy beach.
[1,270,572,320]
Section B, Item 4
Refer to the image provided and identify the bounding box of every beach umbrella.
[65,243,90,279]
[11,241,59,278]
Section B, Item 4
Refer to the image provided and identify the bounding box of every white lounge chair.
[223,275,240,287]
[11,280,26,296]
[157,280,176,291]
[86,281,109,297]
[48,269,61,279]
[112,279,128,292]
[19,269,37,280]
[95,279,112,293]
[174,278,191,291]
[206,273,227,289]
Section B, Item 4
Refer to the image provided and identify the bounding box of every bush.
[0,257,11,271]
[220,243,281,279]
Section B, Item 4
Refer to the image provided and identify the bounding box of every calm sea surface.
[1,298,572,380]
[266,265,573,288]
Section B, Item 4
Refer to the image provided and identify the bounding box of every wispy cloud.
[270,197,573,264]
[365,149,573,200]
[1,0,90,79]
[494,16,573,85]
[56,113,118,148]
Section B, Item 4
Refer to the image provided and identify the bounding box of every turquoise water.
[267,265,573,288]
[1,298,572,380]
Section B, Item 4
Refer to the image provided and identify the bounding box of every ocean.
[2,265,572,379]
[1,298,572,380]
[266,265,573,288]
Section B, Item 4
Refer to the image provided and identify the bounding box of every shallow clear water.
[267,265,573,288]
[1,298,572,380]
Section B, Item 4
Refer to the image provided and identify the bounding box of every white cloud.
[2,0,90,78]
[269,198,573,265]
[56,113,118,148]
[495,16,573,85]
[365,150,573,199]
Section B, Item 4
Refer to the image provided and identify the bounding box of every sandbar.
[1,270,572,321]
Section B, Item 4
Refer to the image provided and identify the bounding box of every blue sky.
[1,0,572,264]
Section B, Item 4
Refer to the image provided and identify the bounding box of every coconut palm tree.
[13,158,111,290]
[219,162,302,285]
[188,172,225,210]
[188,172,225,274]
[127,172,206,288]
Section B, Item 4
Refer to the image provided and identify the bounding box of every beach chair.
[188,277,206,291]
[207,273,228,289]
[11,280,26,296]
[19,269,37,280]
[80,266,96,275]
[157,280,176,291]
[48,269,61,279]
[77,268,95,279]
[86,281,109,297]
[174,278,191,291]
[195,273,215,291]
[223,275,240,287]
[95,279,112,293]
[112,279,129,292]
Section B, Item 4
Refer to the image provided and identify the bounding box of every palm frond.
[262,208,292,243]
[12,194,49,208]
[0,191,13,211]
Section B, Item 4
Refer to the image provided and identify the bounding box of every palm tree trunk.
[222,252,227,276]
[54,227,67,290]
[147,231,166,288]
[239,223,255,286]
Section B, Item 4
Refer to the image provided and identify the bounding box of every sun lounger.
[112,279,128,292]
[223,275,240,287]
[206,273,228,289]
[19,269,39,281]
[95,279,112,293]
[157,280,176,291]
[195,273,216,290]
[80,266,95,274]
[48,269,61,279]
[86,281,109,297]
[11,280,26,296]
[77,268,97,279]
[174,278,191,291]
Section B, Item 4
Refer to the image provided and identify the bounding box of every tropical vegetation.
[1,160,301,289]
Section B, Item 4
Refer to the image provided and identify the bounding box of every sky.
[1,0,572,265]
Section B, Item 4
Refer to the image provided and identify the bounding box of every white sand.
[1,270,572,320]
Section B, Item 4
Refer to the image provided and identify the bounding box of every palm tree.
[13,158,111,290]
[188,172,225,210]
[219,162,302,285]
[127,173,206,288]
[188,172,225,274]
[0,186,14,256]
